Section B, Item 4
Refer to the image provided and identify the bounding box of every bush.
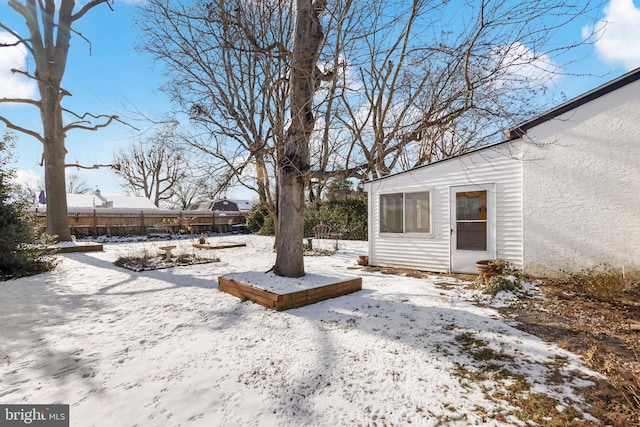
[0,135,57,280]
[545,265,637,303]
[483,276,522,296]
[304,195,367,240]
[245,202,275,235]
[246,193,368,241]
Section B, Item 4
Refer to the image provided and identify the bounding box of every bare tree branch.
[63,114,136,132]
[0,96,41,107]
[71,0,111,22]
[65,163,116,170]
[0,116,45,144]
[9,68,73,96]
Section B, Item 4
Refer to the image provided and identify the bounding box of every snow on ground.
[1,235,600,426]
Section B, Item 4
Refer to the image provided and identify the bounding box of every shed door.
[450,185,495,273]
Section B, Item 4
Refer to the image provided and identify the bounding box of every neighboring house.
[186,198,254,231]
[65,189,158,211]
[364,68,640,275]
[30,190,226,237]
[186,199,254,215]
[32,189,158,212]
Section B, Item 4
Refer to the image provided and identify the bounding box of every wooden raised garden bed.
[218,275,362,311]
[193,243,247,250]
[54,243,104,253]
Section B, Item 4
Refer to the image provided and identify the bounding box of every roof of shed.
[508,67,640,139]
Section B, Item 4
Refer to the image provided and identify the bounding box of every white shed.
[364,68,640,275]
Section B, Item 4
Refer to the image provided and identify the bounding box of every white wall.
[365,142,523,273]
[522,79,640,275]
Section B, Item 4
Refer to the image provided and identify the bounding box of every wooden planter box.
[192,243,247,250]
[218,275,362,311]
[54,243,104,253]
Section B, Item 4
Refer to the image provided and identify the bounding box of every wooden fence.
[30,208,245,238]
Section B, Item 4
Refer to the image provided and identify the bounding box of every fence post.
[92,209,97,237]
[140,210,145,235]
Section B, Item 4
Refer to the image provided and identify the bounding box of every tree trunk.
[41,87,71,242]
[43,137,71,241]
[274,170,305,277]
[273,0,326,277]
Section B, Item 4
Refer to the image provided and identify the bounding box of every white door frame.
[449,184,496,273]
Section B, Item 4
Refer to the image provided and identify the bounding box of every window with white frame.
[380,191,431,234]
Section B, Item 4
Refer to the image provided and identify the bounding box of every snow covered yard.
[0,235,600,426]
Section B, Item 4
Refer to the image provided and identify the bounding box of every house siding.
[521,78,640,275]
[365,142,523,273]
[365,69,640,276]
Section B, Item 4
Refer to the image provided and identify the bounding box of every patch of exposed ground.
[499,284,640,427]
[366,265,640,427]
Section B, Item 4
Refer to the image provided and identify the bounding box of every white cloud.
[13,168,42,190]
[0,31,37,99]
[584,0,640,70]
[490,41,561,89]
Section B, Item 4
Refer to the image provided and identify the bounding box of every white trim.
[449,183,496,273]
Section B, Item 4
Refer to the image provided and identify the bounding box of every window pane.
[456,222,487,250]
[456,191,487,220]
[380,193,403,233]
[405,192,430,233]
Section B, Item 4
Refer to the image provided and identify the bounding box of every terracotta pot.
[357,255,369,266]
[475,260,491,275]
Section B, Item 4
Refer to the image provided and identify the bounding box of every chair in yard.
[312,222,331,251]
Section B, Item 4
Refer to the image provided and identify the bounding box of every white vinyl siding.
[365,141,523,273]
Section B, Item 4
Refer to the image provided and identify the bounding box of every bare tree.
[137,0,601,187]
[112,127,188,207]
[66,173,90,194]
[135,0,303,256]
[136,0,601,275]
[136,0,292,223]
[311,0,602,181]
[165,164,227,210]
[0,0,119,241]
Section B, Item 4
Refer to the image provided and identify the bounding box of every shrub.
[545,265,637,303]
[246,193,368,241]
[0,135,57,280]
[245,202,275,235]
[304,195,367,240]
[483,276,522,296]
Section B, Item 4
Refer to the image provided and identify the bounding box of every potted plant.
[475,259,492,275]
[357,255,369,266]
[475,259,507,284]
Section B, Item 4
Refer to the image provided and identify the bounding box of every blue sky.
[1,0,640,198]
[1,0,173,195]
